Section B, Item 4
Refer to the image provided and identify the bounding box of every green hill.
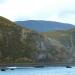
[0,16,33,64]
[0,16,75,66]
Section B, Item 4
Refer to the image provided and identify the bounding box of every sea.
[0,66,75,75]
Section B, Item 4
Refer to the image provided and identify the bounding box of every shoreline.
[0,63,75,68]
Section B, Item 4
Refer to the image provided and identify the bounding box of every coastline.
[0,62,75,68]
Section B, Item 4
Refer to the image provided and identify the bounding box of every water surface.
[0,67,75,75]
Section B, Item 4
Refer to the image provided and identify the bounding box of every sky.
[0,0,75,25]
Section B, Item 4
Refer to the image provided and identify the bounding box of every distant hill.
[16,20,75,32]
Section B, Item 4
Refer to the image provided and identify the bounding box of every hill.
[16,20,75,32]
[0,16,75,65]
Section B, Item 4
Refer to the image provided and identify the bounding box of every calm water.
[0,67,75,75]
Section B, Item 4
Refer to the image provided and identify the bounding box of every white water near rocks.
[0,67,75,75]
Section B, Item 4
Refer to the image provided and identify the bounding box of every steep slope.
[16,20,75,32]
[0,16,32,64]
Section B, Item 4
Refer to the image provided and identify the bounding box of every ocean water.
[0,67,75,75]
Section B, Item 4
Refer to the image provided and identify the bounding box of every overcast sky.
[0,0,75,25]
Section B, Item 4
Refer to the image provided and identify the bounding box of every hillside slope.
[0,16,74,65]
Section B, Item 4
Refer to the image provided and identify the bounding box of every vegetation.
[0,16,75,65]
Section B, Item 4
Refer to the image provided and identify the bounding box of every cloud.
[0,0,75,24]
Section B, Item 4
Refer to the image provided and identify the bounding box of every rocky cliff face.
[21,31,68,63]
[43,29,75,63]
